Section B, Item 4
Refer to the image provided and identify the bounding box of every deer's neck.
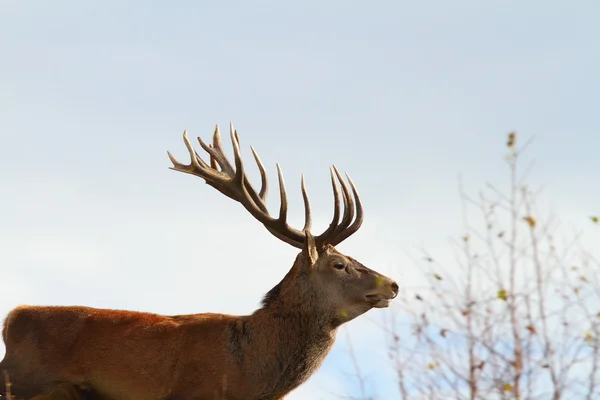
[234,272,337,398]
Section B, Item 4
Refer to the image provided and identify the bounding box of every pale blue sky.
[1,1,599,398]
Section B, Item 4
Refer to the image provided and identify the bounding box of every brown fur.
[29,383,96,400]
[1,246,397,400]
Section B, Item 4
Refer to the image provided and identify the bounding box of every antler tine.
[210,124,235,175]
[168,130,213,177]
[229,125,246,186]
[197,135,228,174]
[346,173,363,230]
[228,124,267,211]
[327,173,364,246]
[198,125,234,175]
[331,165,355,236]
[208,144,219,170]
[331,174,364,246]
[231,126,273,217]
[300,175,312,232]
[250,146,268,201]
[313,165,364,247]
[209,126,219,170]
[169,130,239,202]
[225,123,269,213]
[275,164,289,225]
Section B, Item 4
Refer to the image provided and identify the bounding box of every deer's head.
[168,123,398,324]
[291,233,399,325]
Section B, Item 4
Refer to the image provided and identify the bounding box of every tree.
[344,132,600,400]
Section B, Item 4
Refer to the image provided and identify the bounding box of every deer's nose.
[390,281,399,297]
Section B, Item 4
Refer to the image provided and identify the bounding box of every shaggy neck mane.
[235,254,338,398]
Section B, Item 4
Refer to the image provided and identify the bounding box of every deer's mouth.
[365,294,392,308]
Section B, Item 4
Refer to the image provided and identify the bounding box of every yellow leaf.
[428,362,438,370]
[585,330,593,343]
[497,289,508,301]
[503,383,514,392]
[506,132,516,148]
[523,216,536,228]
[591,216,599,224]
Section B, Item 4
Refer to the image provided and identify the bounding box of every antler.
[167,122,363,249]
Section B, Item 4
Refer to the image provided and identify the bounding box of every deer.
[1,122,399,400]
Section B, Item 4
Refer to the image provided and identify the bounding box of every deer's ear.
[303,230,318,267]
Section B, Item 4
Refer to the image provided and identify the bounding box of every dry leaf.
[440,329,448,338]
[526,325,536,335]
[434,273,443,281]
[523,216,536,228]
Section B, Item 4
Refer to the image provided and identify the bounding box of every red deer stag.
[1,123,398,400]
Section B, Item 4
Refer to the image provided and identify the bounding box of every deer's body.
[2,255,342,400]
[2,306,331,400]
[1,123,398,400]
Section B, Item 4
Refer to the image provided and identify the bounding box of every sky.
[1,1,600,398]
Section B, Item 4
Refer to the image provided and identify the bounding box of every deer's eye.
[333,263,346,271]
